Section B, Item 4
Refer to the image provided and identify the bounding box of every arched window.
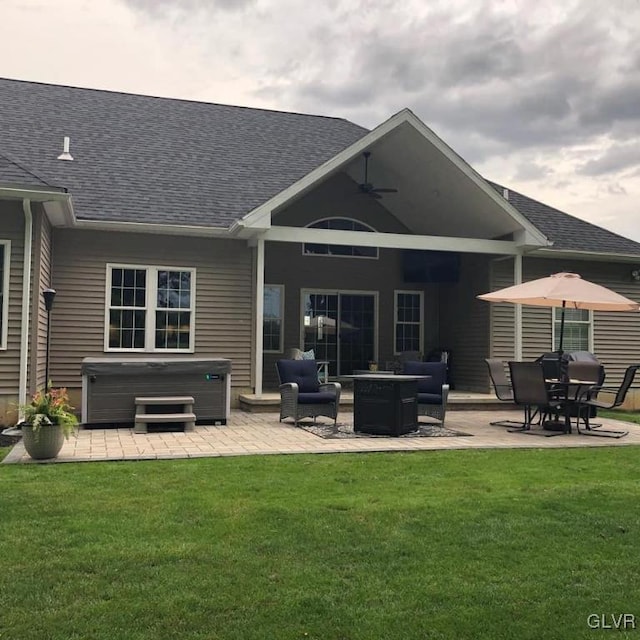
[303,217,378,258]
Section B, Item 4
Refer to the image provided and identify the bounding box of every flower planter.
[21,423,65,460]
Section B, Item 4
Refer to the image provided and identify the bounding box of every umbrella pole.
[558,300,566,354]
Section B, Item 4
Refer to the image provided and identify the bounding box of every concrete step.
[135,396,195,405]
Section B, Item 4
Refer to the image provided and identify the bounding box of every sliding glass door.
[302,290,376,376]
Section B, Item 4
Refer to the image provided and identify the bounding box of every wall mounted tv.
[402,250,461,283]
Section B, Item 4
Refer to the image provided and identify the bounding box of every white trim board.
[263,225,523,255]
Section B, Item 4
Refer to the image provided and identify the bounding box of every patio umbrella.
[477,272,639,352]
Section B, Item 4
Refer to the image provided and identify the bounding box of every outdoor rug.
[298,422,473,439]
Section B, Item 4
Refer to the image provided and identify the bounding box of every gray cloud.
[249,0,640,172]
[514,161,553,181]
[578,142,640,176]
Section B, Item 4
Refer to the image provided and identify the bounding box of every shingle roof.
[0,153,56,189]
[0,78,368,227]
[488,182,640,256]
[2,78,639,257]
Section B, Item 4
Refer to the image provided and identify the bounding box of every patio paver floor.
[4,408,640,464]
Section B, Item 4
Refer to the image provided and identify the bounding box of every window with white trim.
[303,217,378,258]
[106,265,195,352]
[0,241,9,350]
[553,308,592,351]
[394,291,423,354]
[263,285,284,352]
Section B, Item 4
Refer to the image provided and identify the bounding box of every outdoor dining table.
[544,378,597,434]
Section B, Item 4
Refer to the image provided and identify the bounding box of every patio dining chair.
[276,359,341,427]
[508,361,566,436]
[402,361,449,425]
[564,361,605,427]
[485,359,525,428]
[572,364,639,438]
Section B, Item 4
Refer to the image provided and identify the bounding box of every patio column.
[253,237,265,397]
[514,253,523,360]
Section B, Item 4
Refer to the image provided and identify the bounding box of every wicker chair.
[276,359,341,426]
[402,361,449,425]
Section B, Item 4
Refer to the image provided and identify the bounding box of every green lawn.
[1,447,639,639]
[600,409,640,425]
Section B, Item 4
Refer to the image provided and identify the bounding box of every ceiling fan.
[357,151,398,199]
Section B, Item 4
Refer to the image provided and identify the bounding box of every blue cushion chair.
[402,361,450,425]
[276,359,341,426]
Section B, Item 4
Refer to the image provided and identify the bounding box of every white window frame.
[394,290,424,355]
[302,217,379,259]
[263,284,284,353]
[552,307,594,352]
[104,263,196,353]
[0,240,10,350]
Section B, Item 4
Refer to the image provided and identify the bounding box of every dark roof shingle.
[2,78,639,257]
[489,182,640,256]
[0,78,368,227]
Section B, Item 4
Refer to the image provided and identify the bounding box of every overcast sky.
[3,0,640,241]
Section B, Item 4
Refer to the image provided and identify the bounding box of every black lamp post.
[42,288,56,392]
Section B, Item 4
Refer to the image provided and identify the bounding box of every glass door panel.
[303,293,339,376]
[303,291,376,376]
[339,294,375,375]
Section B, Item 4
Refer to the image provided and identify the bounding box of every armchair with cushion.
[276,359,341,426]
[402,361,449,425]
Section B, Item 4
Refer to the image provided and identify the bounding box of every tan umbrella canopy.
[478,272,639,351]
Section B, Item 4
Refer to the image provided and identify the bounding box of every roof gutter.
[532,247,640,264]
[73,219,232,238]
[19,199,33,415]
[0,186,75,228]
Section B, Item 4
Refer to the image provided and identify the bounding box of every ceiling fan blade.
[357,151,398,197]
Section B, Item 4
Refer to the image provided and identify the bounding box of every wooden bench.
[134,396,196,433]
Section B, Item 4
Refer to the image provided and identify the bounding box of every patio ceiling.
[339,120,527,241]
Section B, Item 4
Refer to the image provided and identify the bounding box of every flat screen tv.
[402,250,461,284]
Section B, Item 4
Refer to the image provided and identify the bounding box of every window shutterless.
[106,265,195,352]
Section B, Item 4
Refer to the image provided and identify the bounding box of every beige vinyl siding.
[439,254,492,392]
[50,229,253,398]
[489,256,640,385]
[0,200,25,399]
[29,205,53,393]
[488,258,517,360]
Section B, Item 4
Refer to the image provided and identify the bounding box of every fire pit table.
[346,374,430,436]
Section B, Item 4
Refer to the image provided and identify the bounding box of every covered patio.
[4,409,639,464]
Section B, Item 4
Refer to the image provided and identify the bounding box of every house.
[1,77,639,423]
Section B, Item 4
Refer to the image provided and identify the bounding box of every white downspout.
[514,253,523,360]
[19,199,34,413]
[254,237,265,397]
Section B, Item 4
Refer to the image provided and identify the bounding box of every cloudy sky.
[3,0,640,240]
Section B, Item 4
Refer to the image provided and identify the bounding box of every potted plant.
[18,387,78,459]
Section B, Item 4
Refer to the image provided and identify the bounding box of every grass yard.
[1,447,639,639]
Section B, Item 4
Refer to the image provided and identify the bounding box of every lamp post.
[42,288,56,392]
